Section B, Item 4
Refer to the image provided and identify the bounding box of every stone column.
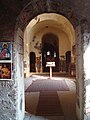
[80,19,90,120]
[75,24,84,120]
[13,28,25,120]
[76,18,90,120]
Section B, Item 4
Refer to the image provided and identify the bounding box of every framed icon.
[0,63,12,80]
[0,42,12,60]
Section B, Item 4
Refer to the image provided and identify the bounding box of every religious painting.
[0,63,11,80]
[0,42,12,60]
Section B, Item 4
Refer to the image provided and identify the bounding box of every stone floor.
[24,74,76,120]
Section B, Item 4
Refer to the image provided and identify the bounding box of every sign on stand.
[46,62,55,79]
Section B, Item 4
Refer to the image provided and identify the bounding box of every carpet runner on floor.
[25,79,69,92]
[36,91,64,116]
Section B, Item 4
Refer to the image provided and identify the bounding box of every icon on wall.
[0,42,12,60]
[0,42,12,80]
[0,63,11,79]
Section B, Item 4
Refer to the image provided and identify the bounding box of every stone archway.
[15,0,78,30]
[13,1,86,120]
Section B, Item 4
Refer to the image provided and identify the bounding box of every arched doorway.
[0,0,89,119]
[42,33,59,72]
[13,0,83,118]
[14,13,77,120]
[30,52,36,72]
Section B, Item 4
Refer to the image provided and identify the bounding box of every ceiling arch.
[26,13,75,46]
[0,0,90,33]
[15,0,79,31]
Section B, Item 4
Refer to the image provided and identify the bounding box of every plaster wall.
[24,25,71,76]
[24,29,30,77]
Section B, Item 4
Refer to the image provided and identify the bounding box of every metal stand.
[46,62,55,79]
[50,66,52,79]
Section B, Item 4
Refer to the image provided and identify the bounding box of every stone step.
[24,113,65,120]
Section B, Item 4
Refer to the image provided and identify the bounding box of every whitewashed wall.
[24,25,71,76]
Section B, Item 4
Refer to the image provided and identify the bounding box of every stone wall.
[0,0,89,120]
[13,28,25,120]
[0,27,17,120]
[82,20,90,120]
[16,0,78,31]
[0,81,17,120]
[76,19,90,120]
[0,28,24,120]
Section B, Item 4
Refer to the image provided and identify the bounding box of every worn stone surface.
[16,0,78,31]
[0,81,17,120]
[82,21,90,120]
[1,0,90,32]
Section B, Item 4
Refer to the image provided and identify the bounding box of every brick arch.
[15,0,79,31]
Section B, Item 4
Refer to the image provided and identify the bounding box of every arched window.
[42,33,59,72]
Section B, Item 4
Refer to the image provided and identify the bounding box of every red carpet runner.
[36,91,64,116]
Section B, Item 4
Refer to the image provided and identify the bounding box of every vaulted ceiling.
[0,0,90,31]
